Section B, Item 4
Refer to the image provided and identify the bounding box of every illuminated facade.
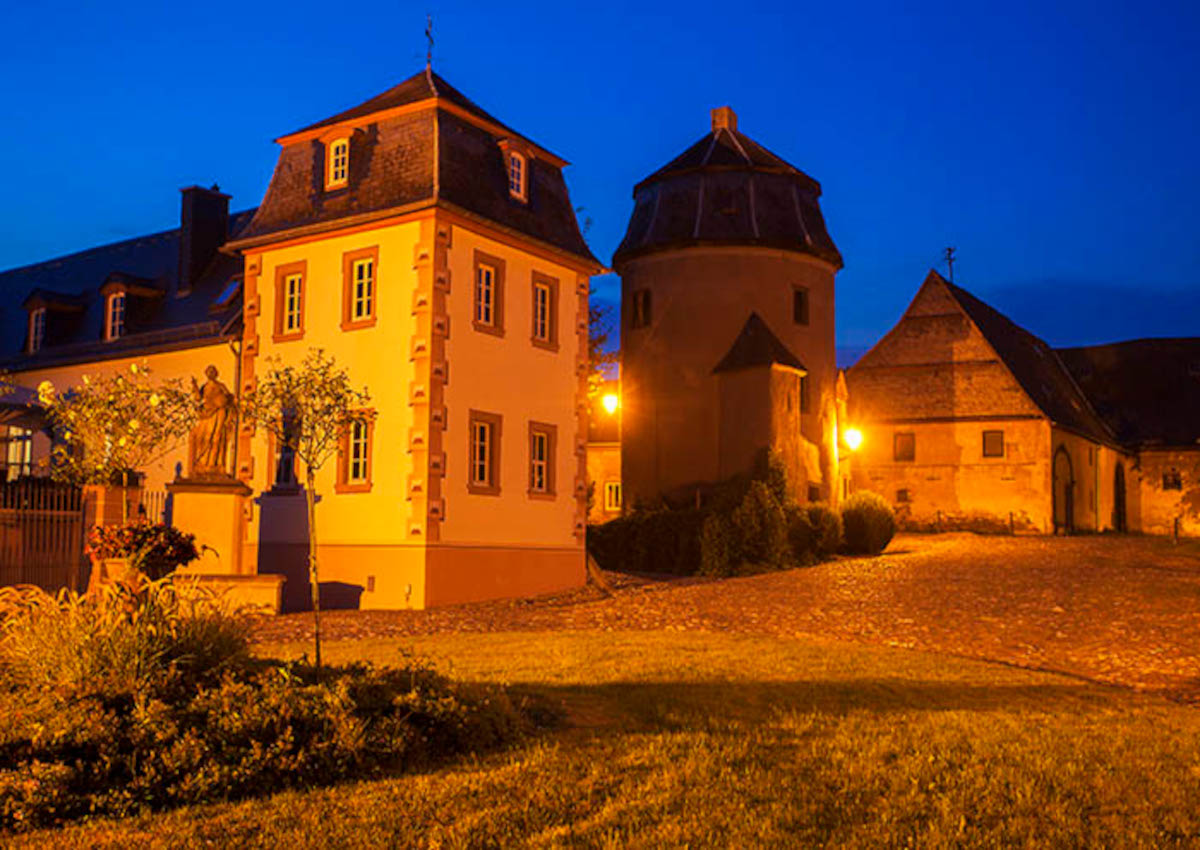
[0,70,600,608]
[613,106,845,509]
[847,270,1200,535]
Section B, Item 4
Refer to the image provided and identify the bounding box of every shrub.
[727,481,789,573]
[587,509,705,575]
[0,584,537,831]
[806,503,843,559]
[841,491,897,555]
[785,506,817,566]
[698,512,733,577]
[86,521,201,580]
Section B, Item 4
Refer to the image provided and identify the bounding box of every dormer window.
[28,308,45,353]
[326,138,349,189]
[507,151,527,201]
[105,292,126,341]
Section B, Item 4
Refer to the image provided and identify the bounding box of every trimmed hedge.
[841,491,897,555]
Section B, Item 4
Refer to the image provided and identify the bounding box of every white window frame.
[283,273,303,333]
[604,481,622,513]
[28,308,45,352]
[471,419,493,487]
[532,281,551,343]
[348,419,370,483]
[351,258,374,321]
[475,263,496,327]
[2,426,33,482]
[327,138,349,188]
[507,151,527,201]
[105,292,126,340]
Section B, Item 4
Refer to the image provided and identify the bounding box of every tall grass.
[0,577,251,698]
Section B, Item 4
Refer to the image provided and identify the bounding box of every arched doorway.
[1113,462,1128,532]
[1053,445,1074,534]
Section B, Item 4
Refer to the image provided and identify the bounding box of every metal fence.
[135,489,170,525]
[0,479,87,592]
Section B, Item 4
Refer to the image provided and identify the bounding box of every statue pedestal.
[167,477,285,614]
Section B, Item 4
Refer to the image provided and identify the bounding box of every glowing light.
[602,393,620,415]
[844,428,863,451]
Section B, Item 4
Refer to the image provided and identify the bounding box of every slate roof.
[235,70,598,268]
[712,312,807,374]
[613,114,842,269]
[1057,338,1200,448]
[935,272,1115,445]
[0,210,254,371]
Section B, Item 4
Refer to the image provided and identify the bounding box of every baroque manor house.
[1,70,600,609]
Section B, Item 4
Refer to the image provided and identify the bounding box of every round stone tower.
[613,106,843,508]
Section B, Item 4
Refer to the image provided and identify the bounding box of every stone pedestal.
[167,477,251,574]
[167,476,284,614]
[83,484,142,528]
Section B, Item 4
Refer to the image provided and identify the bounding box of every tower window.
[28,308,45,352]
[327,138,349,189]
[105,292,126,341]
[631,289,652,329]
[894,432,915,462]
[800,375,811,413]
[982,430,1004,458]
[793,286,809,325]
[507,151,527,201]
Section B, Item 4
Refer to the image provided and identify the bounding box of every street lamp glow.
[844,427,863,451]
[602,393,620,415]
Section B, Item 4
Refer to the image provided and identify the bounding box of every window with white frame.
[507,151,527,200]
[327,138,349,188]
[351,258,374,321]
[28,308,45,352]
[105,293,126,340]
[532,280,552,343]
[2,427,33,482]
[475,263,496,327]
[348,420,370,483]
[470,417,495,489]
[283,273,303,333]
[528,424,555,496]
[604,481,622,513]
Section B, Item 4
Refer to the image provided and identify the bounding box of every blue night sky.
[2,0,1197,361]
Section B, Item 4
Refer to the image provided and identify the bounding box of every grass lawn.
[12,630,1200,849]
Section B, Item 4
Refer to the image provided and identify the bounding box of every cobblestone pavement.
[252,534,1200,704]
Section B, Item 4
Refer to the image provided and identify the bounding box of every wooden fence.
[0,479,88,592]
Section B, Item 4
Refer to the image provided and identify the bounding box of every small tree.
[239,349,372,669]
[38,364,194,521]
[587,303,619,401]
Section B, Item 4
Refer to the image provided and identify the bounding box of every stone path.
[252,534,1200,705]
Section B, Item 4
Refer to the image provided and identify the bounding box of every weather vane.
[425,13,434,70]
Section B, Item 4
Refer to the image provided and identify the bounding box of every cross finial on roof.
[425,13,434,71]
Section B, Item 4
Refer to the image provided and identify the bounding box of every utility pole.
[944,246,956,283]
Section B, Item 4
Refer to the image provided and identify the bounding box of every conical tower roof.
[613,107,841,269]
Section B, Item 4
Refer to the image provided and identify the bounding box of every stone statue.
[190,365,234,478]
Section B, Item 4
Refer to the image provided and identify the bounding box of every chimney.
[178,185,230,295]
[711,106,737,133]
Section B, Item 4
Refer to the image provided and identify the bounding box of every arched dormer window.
[326,138,350,190]
[497,138,531,203]
[28,308,45,353]
[507,151,527,201]
[105,292,126,341]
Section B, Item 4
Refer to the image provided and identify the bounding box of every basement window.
[896,489,911,503]
[1163,470,1183,491]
